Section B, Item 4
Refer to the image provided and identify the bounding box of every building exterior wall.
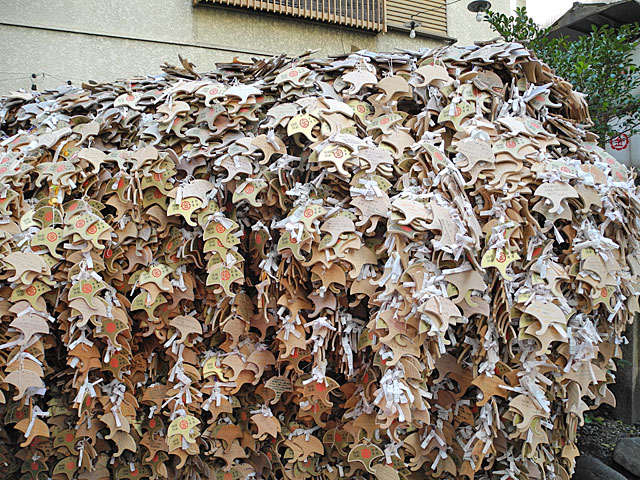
[447,0,511,44]
[0,0,511,93]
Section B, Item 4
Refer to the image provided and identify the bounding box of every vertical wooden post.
[611,317,640,423]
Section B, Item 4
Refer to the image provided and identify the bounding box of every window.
[386,0,447,37]
[194,0,386,32]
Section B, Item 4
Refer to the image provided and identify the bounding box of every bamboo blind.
[194,0,386,32]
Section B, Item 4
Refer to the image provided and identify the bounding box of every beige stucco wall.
[448,0,511,44]
[0,0,511,93]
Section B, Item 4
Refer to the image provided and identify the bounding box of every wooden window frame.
[385,0,448,38]
[194,0,386,32]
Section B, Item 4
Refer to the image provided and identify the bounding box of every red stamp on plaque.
[610,133,629,151]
